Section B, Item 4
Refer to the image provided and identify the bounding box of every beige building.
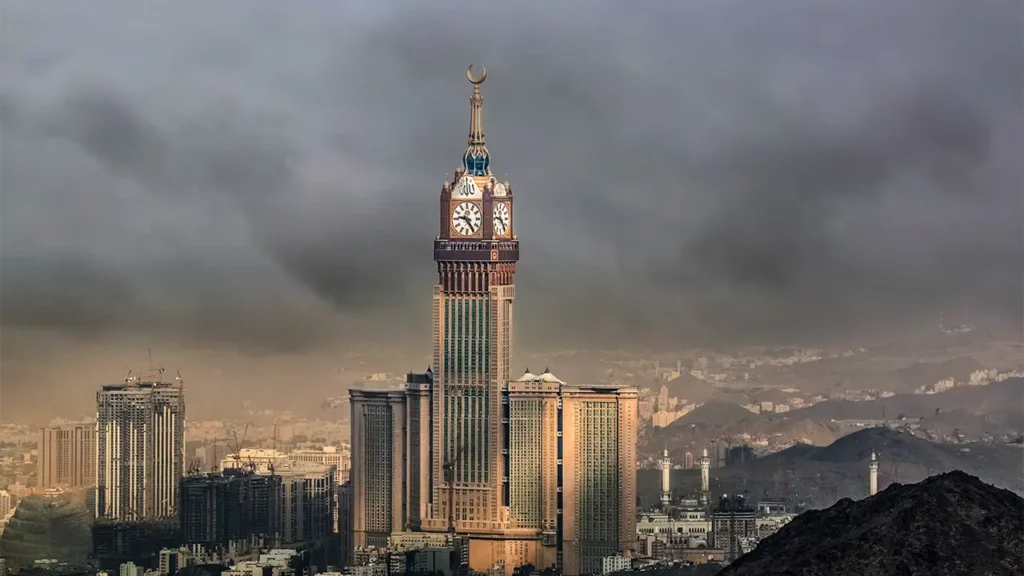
[290,445,351,484]
[560,384,638,576]
[38,425,97,488]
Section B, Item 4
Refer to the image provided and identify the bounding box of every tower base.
[464,535,557,576]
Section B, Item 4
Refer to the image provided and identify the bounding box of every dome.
[0,495,92,571]
[516,370,538,382]
[463,149,490,176]
[538,372,565,384]
[515,368,565,385]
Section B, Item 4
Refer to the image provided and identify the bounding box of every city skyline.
[0,1,1021,574]
[3,0,1021,425]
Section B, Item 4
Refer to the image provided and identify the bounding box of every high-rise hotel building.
[349,389,406,549]
[96,373,185,520]
[560,384,638,575]
[349,68,638,576]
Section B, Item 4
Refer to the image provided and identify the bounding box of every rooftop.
[515,367,566,384]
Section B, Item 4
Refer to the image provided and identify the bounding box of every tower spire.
[463,64,490,176]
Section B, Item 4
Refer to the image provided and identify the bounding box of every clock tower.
[428,65,519,538]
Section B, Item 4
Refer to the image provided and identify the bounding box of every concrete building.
[220,449,287,474]
[601,555,631,574]
[290,446,351,484]
[711,496,757,564]
[560,384,638,576]
[37,426,96,489]
[348,389,406,549]
[337,481,353,566]
[96,374,185,520]
[290,445,352,534]
[403,370,433,533]
[278,464,335,545]
[0,490,12,520]
[635,509,711,545]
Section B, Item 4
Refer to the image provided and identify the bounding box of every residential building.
[96,375,185,520]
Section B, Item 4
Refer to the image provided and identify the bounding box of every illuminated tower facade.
[869,451,879,496]
[426,65,518,540]
[659,449,672,506]
[700,448,710,496]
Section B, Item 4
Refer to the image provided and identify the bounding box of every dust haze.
[1,0,1021,419]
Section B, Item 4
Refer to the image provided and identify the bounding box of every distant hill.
[757,427,1024,493]
[639,428,1024,508]
[662,372,724,403]
[719,471,1024,576]
[672,400,755,427]
[784,378,1024,424]
[895,356,984,393]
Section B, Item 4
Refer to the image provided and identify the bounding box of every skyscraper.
[560,385,638,576]
[37,425,96,488]
[96,373,185,520]
[348,389,406,549]
[428,64,518,542]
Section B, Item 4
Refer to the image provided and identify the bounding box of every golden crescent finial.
[467,64,487,85]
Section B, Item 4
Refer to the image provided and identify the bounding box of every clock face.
[451,202,483,236]
[492,202,510,236]
[454,176,480,198]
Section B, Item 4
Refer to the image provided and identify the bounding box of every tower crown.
[463,65,490,176]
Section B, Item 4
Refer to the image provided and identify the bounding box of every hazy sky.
[1,0,1021,418]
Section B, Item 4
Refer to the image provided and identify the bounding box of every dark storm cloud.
[0,0,1021,352]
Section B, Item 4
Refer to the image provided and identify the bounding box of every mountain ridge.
[719,471,1024,576]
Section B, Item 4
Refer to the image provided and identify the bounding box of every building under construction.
[91,518,179,571]
[96,370,185,521]
[178,470,283,553]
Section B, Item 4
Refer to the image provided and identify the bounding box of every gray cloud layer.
[1,0,1021,355]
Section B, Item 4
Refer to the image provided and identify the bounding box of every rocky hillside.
[719,471,1024,576]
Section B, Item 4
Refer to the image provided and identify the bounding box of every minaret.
[700,448,710,495]
[869,451,879,496]
[660,449,672,506]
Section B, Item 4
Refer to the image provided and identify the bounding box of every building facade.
[560,385,638,576]
[38,426,96,488]
[348,68,637,576]
[711,496,757,563]
[348,389,406,549]
[96,376,185,520]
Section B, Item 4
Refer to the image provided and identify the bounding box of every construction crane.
[230,423,251,469]
[443,445,466,535]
